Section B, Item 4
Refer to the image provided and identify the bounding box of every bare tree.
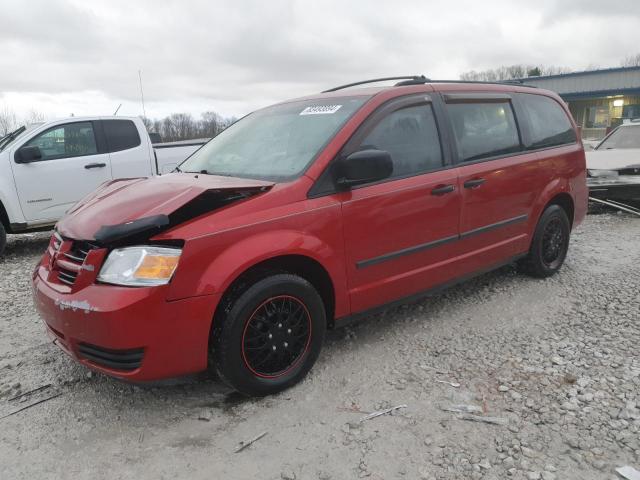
[199,111,224,138]
[0,104,17,136]
[24,109,46,125]
[142,110,235,142]
[460,64,571,81]
[621,54,640,67]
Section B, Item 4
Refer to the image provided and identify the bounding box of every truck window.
[357,104,443,177]
[24,122,98,161]
[447,102,521,162]
[519,94,576,149]
[103,120,141,152]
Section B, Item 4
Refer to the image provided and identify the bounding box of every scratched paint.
[54,299,95,314]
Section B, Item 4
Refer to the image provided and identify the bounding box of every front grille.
[57,269,78,285]
[50,236,98,286]
[77,343,144,371]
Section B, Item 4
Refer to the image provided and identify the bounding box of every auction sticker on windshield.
[300,105,342,115]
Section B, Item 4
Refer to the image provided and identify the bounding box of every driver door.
[337,95,462,313]
[11,121,112,223]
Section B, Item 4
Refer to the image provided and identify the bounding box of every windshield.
[179,96,368,181]
[596,124,640,150]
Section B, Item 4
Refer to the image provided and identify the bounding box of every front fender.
[167,227,349,318]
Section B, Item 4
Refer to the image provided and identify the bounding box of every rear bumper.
[32,269,220,381]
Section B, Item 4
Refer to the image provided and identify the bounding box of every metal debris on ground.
[460,414,509,426]
[442,404,483,414]
[0,392,63,420]
[359,404,407,422]
[234,431,268,453]
[7,384,52,402]
[589,197,640,217]
[435,379,461,388]
[616,465,640,480]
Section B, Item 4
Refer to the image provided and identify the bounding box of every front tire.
[212,274,326,396]
[518,204,570,278]
[0,223,6,257]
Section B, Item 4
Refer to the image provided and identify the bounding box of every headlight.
[97,246,181,286]
[587,169,619,178]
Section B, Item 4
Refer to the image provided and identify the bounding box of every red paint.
[33,82,587,382]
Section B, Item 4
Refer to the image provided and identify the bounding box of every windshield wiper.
[0,126,26,151]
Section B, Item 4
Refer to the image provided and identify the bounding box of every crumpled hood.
[57,173,273,242]
[586,149,640,170]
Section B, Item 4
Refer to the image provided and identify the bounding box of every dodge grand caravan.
[32,76,588,396]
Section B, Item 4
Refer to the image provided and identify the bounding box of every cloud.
[1,0,639,119]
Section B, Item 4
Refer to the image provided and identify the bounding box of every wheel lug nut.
[287,329,291,334]
[284,342,288,347]
[278,323,282,328]
[268,334,273,339]
[272,345,276,351]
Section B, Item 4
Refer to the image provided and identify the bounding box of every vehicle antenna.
[138,69,147,119]
[113,104,122,116]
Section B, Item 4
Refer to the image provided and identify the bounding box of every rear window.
[103,120,141,152]
[447,102,521,162]
[519,94,576,149]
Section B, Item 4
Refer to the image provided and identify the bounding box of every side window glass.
[520,94,576,148]
[25,122,97,161]
[103,119,141,152]
[358,104,443,177]
[447,102,520,162]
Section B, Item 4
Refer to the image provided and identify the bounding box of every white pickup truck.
[0,116,204,255]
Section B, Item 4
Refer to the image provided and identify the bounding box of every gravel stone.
[0,214,639,479]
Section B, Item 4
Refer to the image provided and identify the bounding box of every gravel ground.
[0,212,639,480]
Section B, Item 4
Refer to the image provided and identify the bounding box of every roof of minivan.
[282,81,555,106]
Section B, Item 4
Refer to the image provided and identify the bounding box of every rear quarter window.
[519,94,576,149]
[103,120,141,152]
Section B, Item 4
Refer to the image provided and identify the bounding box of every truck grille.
[77,343,144,371]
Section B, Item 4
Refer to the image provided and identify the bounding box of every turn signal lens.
[134,255,180,280]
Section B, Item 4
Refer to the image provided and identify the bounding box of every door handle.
[84,163,106,169]
[464,178,486,189]
[431,184,456,196]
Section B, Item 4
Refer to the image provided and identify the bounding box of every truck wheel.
[518,204,570,278]
[212,274,326,396]
[0,223,6,257]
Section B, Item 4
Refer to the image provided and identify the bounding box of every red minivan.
[32,76,588,396]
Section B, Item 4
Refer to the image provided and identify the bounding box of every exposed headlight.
[587,169,619,178]
[98,246,181,286]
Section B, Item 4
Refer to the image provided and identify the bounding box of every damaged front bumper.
[32,266,220,382]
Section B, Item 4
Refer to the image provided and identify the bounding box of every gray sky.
[1,0,640,121]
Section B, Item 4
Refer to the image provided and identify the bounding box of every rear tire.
[518,204,570,278]
[0,223,6,257]
[212,274,326,396]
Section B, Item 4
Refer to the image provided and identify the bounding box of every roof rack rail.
[322,75,430,93]
[426,79,537,88]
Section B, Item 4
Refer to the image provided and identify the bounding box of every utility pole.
[138,70,147,118]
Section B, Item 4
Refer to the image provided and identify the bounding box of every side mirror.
[334,149,393,189]
[15,145,43,163]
